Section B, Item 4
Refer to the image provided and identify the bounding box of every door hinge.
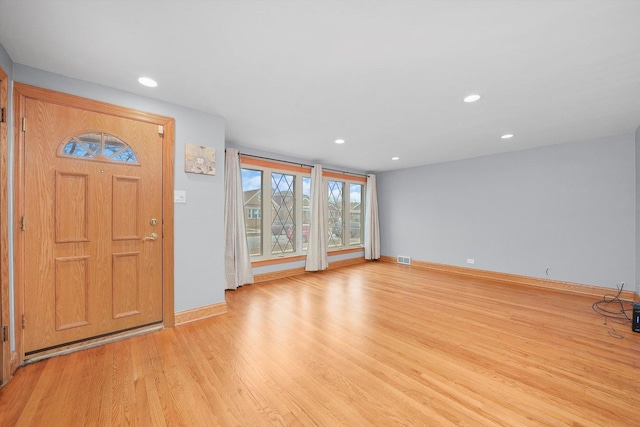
[21,117,26,132]
[21,314,26,330]
[0,107,6,123]
[2,325,7,342]
[20,215,26,231]
[158,125,164,136]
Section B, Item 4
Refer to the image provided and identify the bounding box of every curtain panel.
[364,174,381,260]
[305,164,329,271]
[224,148,254,289]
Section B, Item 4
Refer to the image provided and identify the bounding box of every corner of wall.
[635,124,640,297]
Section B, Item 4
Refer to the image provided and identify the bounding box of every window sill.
[328,246,365,255]
[252,255,307,268]
[251,247,364,268]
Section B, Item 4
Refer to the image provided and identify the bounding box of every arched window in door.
[59,132,138,163]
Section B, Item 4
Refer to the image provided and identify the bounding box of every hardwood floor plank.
[1,262,638,426]
[143,332,179,426]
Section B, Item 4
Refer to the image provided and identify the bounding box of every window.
[302,177,311,251]
[247,208,260,219]
[241,156,365,261]
[60,132,138,163]
[242,169,262,256]
[350,183,363,245]
[326,177,365,249]
[241,159,311,260]
[327,180,344,248]
[271,172,296,255]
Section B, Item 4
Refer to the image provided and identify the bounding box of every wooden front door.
[21,89,165,354]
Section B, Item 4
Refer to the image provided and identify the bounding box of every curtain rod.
[324,168,369,178]
[238,152,314,169]
[234,151,369,178]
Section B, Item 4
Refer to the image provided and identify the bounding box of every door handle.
[142,232,159,241]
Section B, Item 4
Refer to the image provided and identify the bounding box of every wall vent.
[397,256,411,265]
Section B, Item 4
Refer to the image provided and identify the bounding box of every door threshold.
[24,323,163,364]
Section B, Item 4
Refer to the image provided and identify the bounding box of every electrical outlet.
[466,258,475,265]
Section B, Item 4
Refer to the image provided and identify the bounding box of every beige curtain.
[224,149,254,289]
[305,165,329,271]
[364,174,381,260]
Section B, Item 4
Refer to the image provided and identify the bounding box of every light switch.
[174,190,187,204]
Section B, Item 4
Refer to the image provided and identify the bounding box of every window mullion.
[294,174,301,254]
[263,167,273,257]
[340,180,345,248]
[344,195,351,245]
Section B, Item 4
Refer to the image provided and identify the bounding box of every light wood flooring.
[0,262,638,426]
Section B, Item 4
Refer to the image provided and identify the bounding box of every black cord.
[592,283,634,325]
[607,327,624,339]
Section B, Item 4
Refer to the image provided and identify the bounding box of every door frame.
[0,66,9,383]
[13,83,175,366]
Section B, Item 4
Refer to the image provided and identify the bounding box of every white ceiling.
[1,0,640,172]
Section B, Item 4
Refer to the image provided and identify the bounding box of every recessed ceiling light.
[334,139,345,144]
[463,93,482,103]
[392,157,400,160]
[138,77,158,88]
[463,94,481,103]
[501,134,514,139]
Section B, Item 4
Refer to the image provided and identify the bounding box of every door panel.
[55,172,89,242]
[112,251,141,318]
[23,97,163,353]
[54,256,90,330]
[112,176,140,240]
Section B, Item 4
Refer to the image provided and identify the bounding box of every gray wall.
[378,135,636,289]
[0,42,11,75]
[636,125,640,296]
[12,64,227,312]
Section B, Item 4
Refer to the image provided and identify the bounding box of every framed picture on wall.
[185,143,216,175]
